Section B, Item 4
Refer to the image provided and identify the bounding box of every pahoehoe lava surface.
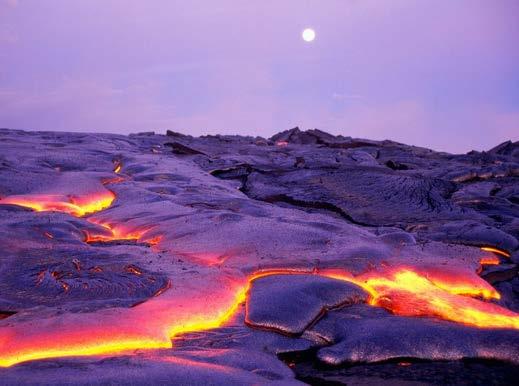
[0,127,518,385]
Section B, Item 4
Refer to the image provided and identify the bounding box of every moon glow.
[302,28,316,42]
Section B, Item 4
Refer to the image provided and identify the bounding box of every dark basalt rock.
[481,264,519,284]
[164,141,207,156]
[421,220,519,252]
[243,167,471,227]
[0,352,304,386]
[165,130,187,138]
[488,140,519,158]
[0,249,170,312]
[385,159,409,170]
[445,163,519,183]
[210,164,253,180]
[377,231,416,246]
[495,278,519,312]
[307,305,519,365]
[0,311,16,320]
[270,127,341,145]
[290,357,519,386]
[327,140,381,150]
[246,275,368,335]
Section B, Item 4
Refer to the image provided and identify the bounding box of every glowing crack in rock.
[113,161,122,174]
[480,246,511,258]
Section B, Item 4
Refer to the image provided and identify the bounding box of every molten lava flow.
[0,192,115,217]
[480,246,511,258]
[416,266,500,300]
[1,180,518,366]
[0,266,518,368]
[0,276,248,368]
[0,185,160,245]
[113,162,122,174]
[349,268,519,330]
[479,255,500,266]
[84,219,161,245]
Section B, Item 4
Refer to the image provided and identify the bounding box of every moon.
[302,28,316,42]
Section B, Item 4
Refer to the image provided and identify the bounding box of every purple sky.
[0,0,518,153]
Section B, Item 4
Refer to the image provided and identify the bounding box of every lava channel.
[0,265,518,367]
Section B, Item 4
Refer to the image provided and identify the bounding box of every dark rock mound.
[244,167,472,227]
[246,274,367,335]
[270,127,340,145]
[488,140,519,159]
[307,305,519,365]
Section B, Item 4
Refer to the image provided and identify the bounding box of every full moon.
[302,28,316,42]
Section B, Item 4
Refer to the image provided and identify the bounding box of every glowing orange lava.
[350,269,518,329]
[480,246,511,258]
[0,276,247,368]
[479,255,500,266]
[0,266,518,368]
[417,266,500,300]
[0,192,115,217]
[85,219,161,245]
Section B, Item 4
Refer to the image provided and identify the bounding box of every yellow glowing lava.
[0,266,518,368]
[352,269,519,330]
[0,192,115,217]
[85,219,161,245]
[481,246,510,258]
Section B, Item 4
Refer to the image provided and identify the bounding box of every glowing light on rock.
[479,255,500,266]
[480,246,510,258]
[113,162,122,174]
[0,192,115,217]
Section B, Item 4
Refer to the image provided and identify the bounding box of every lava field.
[0,127,518,385]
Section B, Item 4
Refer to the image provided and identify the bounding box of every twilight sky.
[0,0,518,153]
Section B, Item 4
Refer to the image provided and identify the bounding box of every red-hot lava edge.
[0,173,518,367]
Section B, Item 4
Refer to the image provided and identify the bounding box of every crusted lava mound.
[0,127,518,385]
